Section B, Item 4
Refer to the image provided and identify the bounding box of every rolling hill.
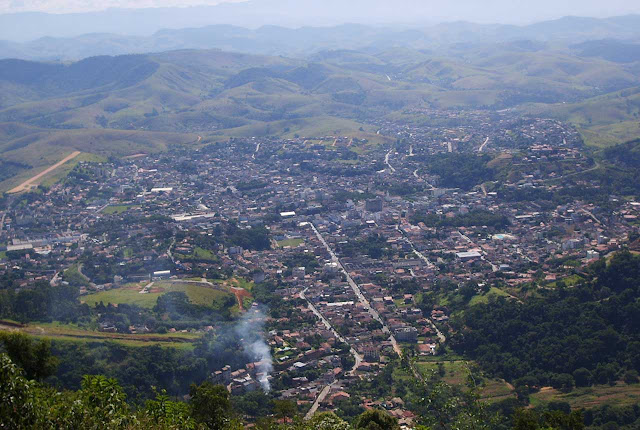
[520,87,640,147]
[2,41,640,191]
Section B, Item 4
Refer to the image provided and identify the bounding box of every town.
[1,109,637,427]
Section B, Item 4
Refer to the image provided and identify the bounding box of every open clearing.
[102,205,141,215]
[82,280,234,309]
[8,150,81,193]
[531,383,640,409]
[277,238,305,248]
[0,320,199,349]
[416,359,515,402]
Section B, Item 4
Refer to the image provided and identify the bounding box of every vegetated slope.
[0,55,159,109]
[571,39,640,63]
[452,251,640,395]
[0,128,197,192]
[2,45,640,189]
[521,86,640,147]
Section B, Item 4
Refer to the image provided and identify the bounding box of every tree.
[624,370,639,384]
[274,399,297,424]
[551,374,575,393]
[0,332,59,381]
[190,382,232,430]
[142,388,198,429]
[573,368,592,387]
[77,375,131,428]
[0,353,39,429]
[354,409,400,430]
[307,412,350,430]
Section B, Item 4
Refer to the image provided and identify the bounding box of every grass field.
[102,204,140,215]
[530,383,640,409]
[192,247,217,261]
[416,359,515,402]
[174,246,218,262]
[63,264,90,287]
[469,287,510,306]
[417,360,472,385]
[277,238,304,248]
[82,281,234,309]
[0,321,199,350]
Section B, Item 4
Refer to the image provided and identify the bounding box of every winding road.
[384,150,396,173]
[252,142,261,160]
[478,137,489,152]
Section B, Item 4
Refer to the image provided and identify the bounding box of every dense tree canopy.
[452,251,640,394]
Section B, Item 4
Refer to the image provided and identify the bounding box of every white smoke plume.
[234,305,274,392]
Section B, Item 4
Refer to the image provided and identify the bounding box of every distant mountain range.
[1,14,640,61]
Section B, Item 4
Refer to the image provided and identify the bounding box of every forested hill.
[452,251,640,397]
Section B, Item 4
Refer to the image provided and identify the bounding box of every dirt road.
[8,151,81,193]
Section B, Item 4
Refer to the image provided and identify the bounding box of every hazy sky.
[1,0,640,24]
[0,0,240,13]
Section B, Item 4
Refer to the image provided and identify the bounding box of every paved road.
[96,203,110,213]
[50,271,60,287]
[301,288,362,372]
[384,150,396,173]
[396,225,435,269]
[300,285,363,420]
[305,382,336,420]
[478,137,489,152]
[77,263,97,288]
[581,208,603,226]
[252,142,261,160]
[429,320,447,344]
[306,222,402,357]
[139,282,154,294]
[167,236,176,263]
[542,160,600,183]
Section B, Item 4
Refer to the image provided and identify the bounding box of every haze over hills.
[3,16,640,61]
[2,0,640,42]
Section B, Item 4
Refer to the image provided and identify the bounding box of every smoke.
[234,305,274,392]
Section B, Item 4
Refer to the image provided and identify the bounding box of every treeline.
[411,209,510,229]
[337,233,392,259]
[0,278,237,334]
[452,251,640,397]
[1,333,595,430]
[1,343,403,430]
[183,222,271,252]
[48,330,253,400]
[0,281,89,323]
[415,153,495,190]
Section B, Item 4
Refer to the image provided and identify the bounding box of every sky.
[1,0,640,23]
[0,0,241,14]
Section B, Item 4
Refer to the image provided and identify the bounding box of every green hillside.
[521,87,640,147]
[2,46,640,189]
